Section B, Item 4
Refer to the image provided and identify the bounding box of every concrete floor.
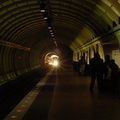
[4,65,120,120]
[47,66,120,120]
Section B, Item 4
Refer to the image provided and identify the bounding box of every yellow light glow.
[48,60,59,66]
[49,62,53,65]
[11,116,17,118]
[53,60,58,66]
[17,110,22,112]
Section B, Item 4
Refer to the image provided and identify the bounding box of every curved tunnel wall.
[0,44,41,84]
[73,41,104,63]
[1,0,120,84]
[0,42,73,84]
[73,28,120,64]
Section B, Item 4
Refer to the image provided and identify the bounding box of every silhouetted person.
[102,55,112,90]
[110,59,119,92]
[78,56,86,76]
[102,64,112,90]
[104,64,111,80]
[104,55,111,78]
[104,55,111,65]
[104,55,111,76]
[89,53,104,91]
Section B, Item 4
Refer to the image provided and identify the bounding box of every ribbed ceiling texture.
[0,0,120,52]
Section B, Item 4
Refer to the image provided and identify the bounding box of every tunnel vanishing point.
[0,0,120,85]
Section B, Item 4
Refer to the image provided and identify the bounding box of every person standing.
[103,55,111,80]
[89,52,104,91]
[110,59,119,92]
[78,56,86,76]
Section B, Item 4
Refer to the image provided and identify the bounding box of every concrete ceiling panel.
[0,0,120,52]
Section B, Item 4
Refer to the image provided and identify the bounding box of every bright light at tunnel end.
[44,52,60,67]
[49,60,59,67]
[53,60,59,66]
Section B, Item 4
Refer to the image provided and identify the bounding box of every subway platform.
[2,65,120,120]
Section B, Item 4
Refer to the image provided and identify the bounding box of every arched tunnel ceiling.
[0,0,120,52]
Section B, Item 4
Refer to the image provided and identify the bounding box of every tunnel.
[0,0,120,120]
[0,0,120,83]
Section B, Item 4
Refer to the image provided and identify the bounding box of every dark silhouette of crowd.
[89,53,120,93]
[73,53,120,94]
[73,56,89,76]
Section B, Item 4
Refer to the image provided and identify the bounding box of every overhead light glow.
[53,60,59,66]
[44,17,48,19]
[48,26,52,29]
[48,60,59,66]
[44,12,48,19]
[41,10,45,13]
[40,3,46,13]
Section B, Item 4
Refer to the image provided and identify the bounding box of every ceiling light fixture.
[51,32,54,35]
[40,3,46,13]
[44,12,48,19]
[49,30,52,32]
[48,26,52,29]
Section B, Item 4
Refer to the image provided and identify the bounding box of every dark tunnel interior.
[0,0,120,85]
